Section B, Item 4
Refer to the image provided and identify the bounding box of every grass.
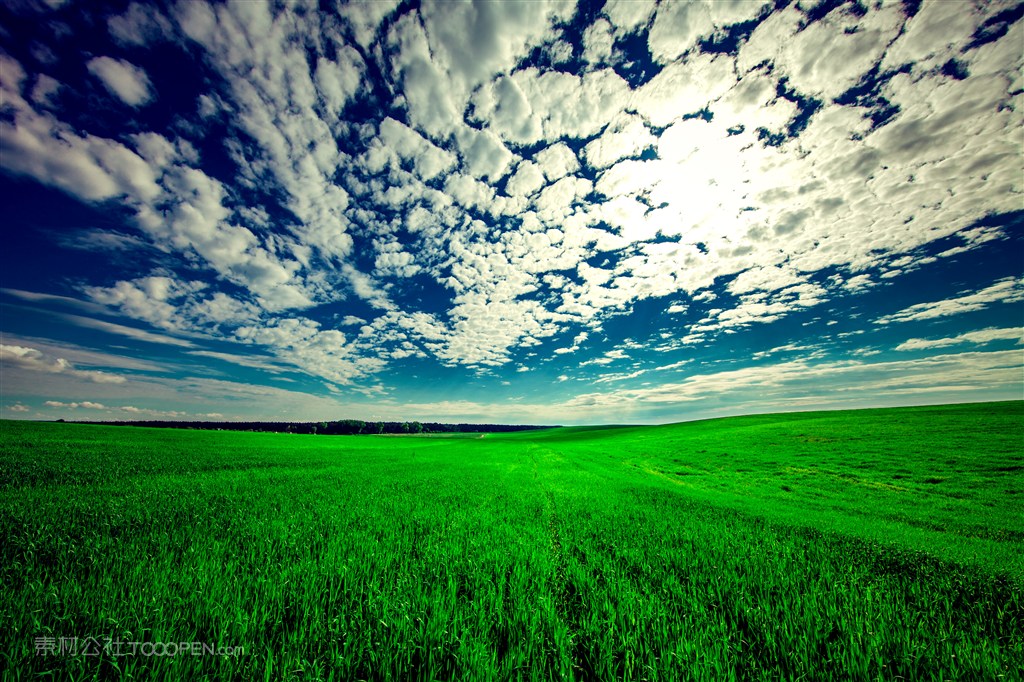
[0,401,1021,680]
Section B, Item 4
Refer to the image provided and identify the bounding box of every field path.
[527,445,566,586]
[526,442,594,678]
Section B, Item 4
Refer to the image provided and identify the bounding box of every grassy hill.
[520,401,1024,576]
[1,401,1021,680]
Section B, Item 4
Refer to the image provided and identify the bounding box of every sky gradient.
[1,0,1022,425]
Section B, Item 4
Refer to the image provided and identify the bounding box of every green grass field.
[1,401,1022,681]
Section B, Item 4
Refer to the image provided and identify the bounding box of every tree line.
[69,419,556,435]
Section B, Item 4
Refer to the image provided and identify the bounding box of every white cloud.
[374,243,421,278]
[751,343,816,361]
[965,11,1023,92]
[896,327,1024,351]
[714,68,797,132]
[388,12,461,139]
[417,0,571,107]
[882,0,993,74]
[44,400,108,409]
[55,312,197,348]
[87,57,154,106]
[444,173,497,213]
[648,2,714,63]
[390,0,570,148]
[654,359,692,372]
[0,53,25,93]
[235,316,386,386]
[533,143,580,182]
[1,345,126,384]
[535,176,593,222]
[0,65,162,201]
[843,274,874,292]
[634,54,735,127]
[583,115,656,170]
[602,0,656,34]
[375,117,456,181]
[877,277,1024,324]
[648,0,770,64]
[30,73,61,107]
[190,293,260,328]
[2,288,108,314]
[188,350,288,373]
[565,350,1024,412]
[338,0,401,50]
[592,368,646,384]
[58,229,151,253]
[505,160,545,197]
[772,2,902,100]
[0,335,172,373]
[1,52,313,313]
[2,297,197,348]
[728,265,804,296]
[85,276,205,331]
[175,0,363,274]
[456,126,513,182]
[107,3,174,46]
[83,276,265,336]
[737,6,803,74]
[469,74,541,144]
[582,18,615,65]
[483,67,630,144]
[115,405,188,418]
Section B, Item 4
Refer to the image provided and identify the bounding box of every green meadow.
[1,401,1021,681]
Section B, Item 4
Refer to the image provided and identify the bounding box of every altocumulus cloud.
[86,56,154,107]
[1,345,126,384]
[44,400,108,410]
[0,0,1021,422]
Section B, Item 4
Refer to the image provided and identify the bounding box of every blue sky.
[1,0,1022,425]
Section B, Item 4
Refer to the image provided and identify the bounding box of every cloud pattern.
[0,0,1021,421]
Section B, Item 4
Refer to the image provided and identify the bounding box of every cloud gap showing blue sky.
[0,0,1021,424]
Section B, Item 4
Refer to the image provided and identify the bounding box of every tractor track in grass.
[528,445,595,680]
[528,446,566,591]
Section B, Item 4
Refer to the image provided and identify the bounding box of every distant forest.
[66,420,556,435]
